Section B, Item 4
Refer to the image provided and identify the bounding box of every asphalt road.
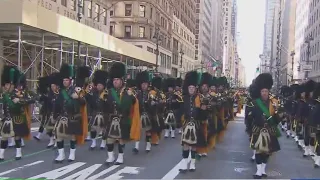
[0,111,320,179]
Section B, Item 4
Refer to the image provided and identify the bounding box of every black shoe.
[189,169,196,172]
[33,136,40,141]
[262,174,267,178]
[132,148,139,154]
[179,169,187,173]
[15,157,22,160]
[253,175,262,179]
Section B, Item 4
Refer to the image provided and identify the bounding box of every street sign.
[302,64,312,72]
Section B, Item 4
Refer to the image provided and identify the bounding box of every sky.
[237,0,266,86]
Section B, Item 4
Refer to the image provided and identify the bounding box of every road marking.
[0,161,44,176]
[0,149,51,165]
[61,164,102,180]
[105,166,142,180]
[86,165,120,180]
[29,162,86,179]
[161,152,191,180]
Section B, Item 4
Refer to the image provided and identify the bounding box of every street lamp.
[77,0,84,66]
[304,35,313,79]
[179,45,184,77]
[153,26,162,72]
[290,50,295,83]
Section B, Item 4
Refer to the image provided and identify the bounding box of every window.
[150,28,153,39]
[125,26,131,38]
[150,8,153,19]
[61,0,67,7]
[139,5,146,17]
[110,10,114,17]
[109,26,114,35]
[103,8,107,25]
[125,4,132,16]
[70,0,76,10]
[87,1,92,18]
[94,4,100,21]
[139,26,145,38]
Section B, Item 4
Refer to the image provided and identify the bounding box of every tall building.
[171,0,197,77]
[260,0,280,73]
[108,0,174,75]
[222,0,238,81]
[195,0,217,72]
[211,0,225,76]
[294,0,310,81]
[279,0,296,85]
[296,0,320,82]
[270,1,281,85]
[0,0,155,87]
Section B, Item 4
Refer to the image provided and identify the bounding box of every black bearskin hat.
[126,79,136,88]
[305,80,316,93]
[75,66,91,87]
[255,73,273,91]
[136,71,151,89]
[290,84,299,92]
[199,72,212,86]
[211,77,218,87]
[183,71,198,94]
[175,77,183,87]
[313,83,320,100]
[217,76,228,87]
[92,70,108,86]
[1,65,18,86]
[37,76,50,94]
[151,76,162,90]
[60,63,74,79]
[249,84,260,99]
[280,85,292,97]
[163,78,175,92]
[109,62,126,79]
[49,72,62,86]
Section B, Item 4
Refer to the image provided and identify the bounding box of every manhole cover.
[268,170,282,177]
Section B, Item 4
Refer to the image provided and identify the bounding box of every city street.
[0,111,320,179]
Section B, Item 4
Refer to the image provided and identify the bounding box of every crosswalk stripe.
[0,161,44,176]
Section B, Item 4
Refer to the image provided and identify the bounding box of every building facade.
[171,0,197,77]
[298,0,320,82]
[108,0,174,75]
[295,0,310,81]
[279,0,296,85]
[222,0,238,81]
[260,0,280,73]
[210,0,224,76]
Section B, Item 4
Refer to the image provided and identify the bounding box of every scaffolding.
[0,25,154,90]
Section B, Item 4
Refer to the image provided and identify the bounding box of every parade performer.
[175,77,183,134]
[302,80,316,157]
[197,72,213,157]
[290,84,300,140]
[104,62,140,165]
[278,85,292,133]
[133,71,159,153]
[311,83,320,167]
[250,73,281,179]
[284,84,297,138]
[245,82,260,162]
[179,71,207,172]
[54,64,90,163]
[216,77,228,142]
[163,78,183,138]
[87,70,108,150]
[0,66,34,160]
[34,73,61,148]
[150,76,166,145]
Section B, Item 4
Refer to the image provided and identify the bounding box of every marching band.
[0,63,243,174]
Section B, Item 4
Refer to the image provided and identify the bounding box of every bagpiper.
[179,71,208,172]
[104,62,140,165]
[310,82,320,167]
[163,78,183,138]
[34,72,61,148]
[133,71,160,153]
[278,85,292,133]
[0,66,35,160]
[87,70,108,150]
[54,64,90,163]
[250,73,281,179]
[197,72,213,157]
